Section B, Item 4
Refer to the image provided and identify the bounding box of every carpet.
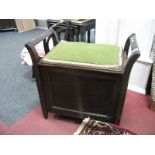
[74,118,136,135]
[0,28,46,126]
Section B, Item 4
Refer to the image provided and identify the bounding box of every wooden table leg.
[80,28,86,42]
[88,30,91,43]
[150,101,155,112]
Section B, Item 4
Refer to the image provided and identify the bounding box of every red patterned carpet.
[74,117,136,135]
[1,90,155,135]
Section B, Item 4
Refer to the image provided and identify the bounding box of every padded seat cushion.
[43,41,122,70]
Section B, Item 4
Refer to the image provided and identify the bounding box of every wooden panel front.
[39,65,122,122]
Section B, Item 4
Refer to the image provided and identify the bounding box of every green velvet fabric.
[44,41,120,66]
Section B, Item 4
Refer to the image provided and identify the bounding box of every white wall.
[96,19,155,94]
[118,20,155,59]
[128,60,152,94]
[96,20,120,44]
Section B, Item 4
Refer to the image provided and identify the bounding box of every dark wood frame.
[47,19,95,42]
[0,19,17,31]
[25,29,140,124]
[31,20,71,77]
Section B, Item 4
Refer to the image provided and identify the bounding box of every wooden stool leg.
[75,28,79,42]
[32,66,36,78]
[150,101,155,112]
[81,30,85,42]
[88,30,91,43]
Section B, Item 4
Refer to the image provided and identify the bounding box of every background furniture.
[0,19,17,31]
[0,19,36,32]
[25,29,140,124]
[47,19,95,42]
[15,19,36,32]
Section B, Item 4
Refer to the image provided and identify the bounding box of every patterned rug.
[74,118,136,135]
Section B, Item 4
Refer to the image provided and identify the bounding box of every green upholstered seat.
[43,41,122,70]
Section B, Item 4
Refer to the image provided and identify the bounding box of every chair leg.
[88,30,91,43]
[43,110,48,119]
[150,101,155,112]
[32,66,36,78]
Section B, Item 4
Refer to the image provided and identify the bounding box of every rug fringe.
[74,118,90,135]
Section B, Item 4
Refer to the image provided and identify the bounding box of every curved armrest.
[124,33,140,71]
[124,33,140,57]
[25,29,60,79]
[25,20,72,59]
[25,20,72,78]
[115,33,140,124]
